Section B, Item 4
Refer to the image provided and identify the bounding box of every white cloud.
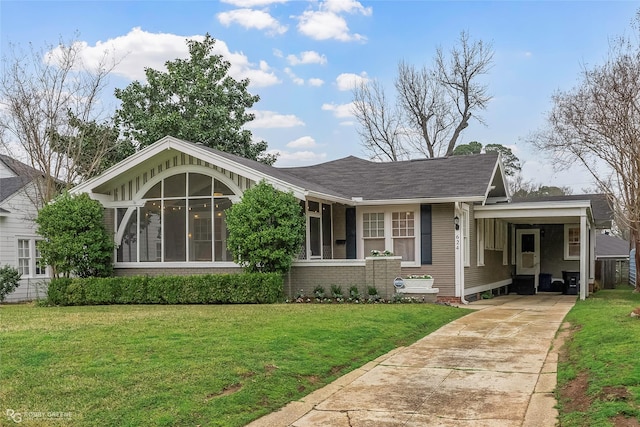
[322,102,354,118]
[222,0,288,6]
[308,78,324,87]
[273,48,283,58]
[217,8,287,35]
[336,71,369,91]
[323,0,372,15]
[45,27,280,87]
[270,149,327,166]
[297,11,366,42]
[287,136,316,148]
[286,50,327,65]
[247,110,305,128]
[284,67,304,85]
[295,0,371,42]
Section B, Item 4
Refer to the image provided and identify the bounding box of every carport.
[475,195,612,301]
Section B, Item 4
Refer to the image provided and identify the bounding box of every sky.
[2,0,639,193]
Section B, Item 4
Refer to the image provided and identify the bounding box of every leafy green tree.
[36,192,114,278]
[115,34,275,164]
[226,181,305,274]
[452,141,521,177]
[484,144,521,176]
[452,141,483,155]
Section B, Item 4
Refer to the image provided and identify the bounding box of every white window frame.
[358,205,420,267]
[391,211,416,262]
[16,237,47,278]
[564,224,580,260]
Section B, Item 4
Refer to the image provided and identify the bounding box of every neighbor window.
[17,238,46,277]
[564,224,580,260]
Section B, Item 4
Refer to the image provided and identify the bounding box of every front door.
[516,229,540,291]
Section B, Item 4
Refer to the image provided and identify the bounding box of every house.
[0,155,51,302]
[70,136,612,302]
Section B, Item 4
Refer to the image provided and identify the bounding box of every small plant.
[481,291,493,299]
[330,284,343,299]
[367,285,380,302]
[407,274,433,279]
[392,292,404,303]
[349,285,360,300]
[295,289,305,299]
[370,249,393,257]
[0,265,21,302]
[313,285,326,299]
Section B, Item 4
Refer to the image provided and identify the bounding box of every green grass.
[557,285,640,426]
[0,303,469,426]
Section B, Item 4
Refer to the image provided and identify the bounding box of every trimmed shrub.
[46,273,283,306]
[0,265,22,302]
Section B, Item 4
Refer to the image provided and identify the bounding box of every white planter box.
[405,278,434,289]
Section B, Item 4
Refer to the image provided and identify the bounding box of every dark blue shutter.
[421,204,432,265]
[346,207,357,259]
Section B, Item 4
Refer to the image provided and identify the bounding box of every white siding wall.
[0,183,49,302]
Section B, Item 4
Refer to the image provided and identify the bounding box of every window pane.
[308,201,320,213]
[189,173,212,197]
[35,242,45,275]
[214,179,234,196]
[310,217,321,257]
[143,182,161,199]
[364,238,385,256]
[164,199,186,261]
[214,198,232,261]
[18,239,29,275]
[164,174,186,197]
[139,201,162,262]
[393,238,415,261]
[189,199,212,261]
[117,210,138,262]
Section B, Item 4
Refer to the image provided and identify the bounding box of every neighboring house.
[0,155,50,302]
[594,233,630,289]
[70,136,612,302]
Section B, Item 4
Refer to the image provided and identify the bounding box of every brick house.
[70,136,611,302]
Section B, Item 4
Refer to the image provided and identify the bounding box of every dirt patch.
[205,383,242,401]
[599,386,631,402]
[560,371,591,413]
[329,365,346,376]
[611,415,640,427]
[264,364,278,374]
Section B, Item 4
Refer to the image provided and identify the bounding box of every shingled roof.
[200,143,501,201]
[283,153,500,201]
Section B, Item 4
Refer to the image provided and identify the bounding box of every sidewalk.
[248,294,576,426]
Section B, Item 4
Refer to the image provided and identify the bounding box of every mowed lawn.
[557,286,640,426]
[0,303,470,426]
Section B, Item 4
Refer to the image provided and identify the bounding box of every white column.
[580,212,588,300]
[590,223,596,290]
[454,203,463,298]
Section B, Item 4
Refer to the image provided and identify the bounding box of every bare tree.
[0,37,120,204]
[352,31,493,159]
[352,79,407,161]
[531,19,640,291]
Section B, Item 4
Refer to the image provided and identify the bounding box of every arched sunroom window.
[116,172,237,263]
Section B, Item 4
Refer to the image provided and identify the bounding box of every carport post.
[580,213,588,300]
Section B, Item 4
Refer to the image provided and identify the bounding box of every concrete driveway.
[248,294,576,427]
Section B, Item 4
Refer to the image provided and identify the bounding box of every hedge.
[46,273,284,306]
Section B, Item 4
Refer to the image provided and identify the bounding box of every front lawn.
[557,286,640,426]
[0,303,469,426]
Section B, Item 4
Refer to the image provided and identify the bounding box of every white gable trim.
[70,136,310,200]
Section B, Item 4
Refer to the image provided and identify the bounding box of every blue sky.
[2,0,639,192]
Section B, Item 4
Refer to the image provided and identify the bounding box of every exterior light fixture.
[454,216,460,230]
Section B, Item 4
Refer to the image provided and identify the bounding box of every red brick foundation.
[437,296,462,304]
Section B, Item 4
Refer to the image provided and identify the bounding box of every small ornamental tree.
[226,181,305,274]
[36,192,114,278]
[0,265,21,302]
